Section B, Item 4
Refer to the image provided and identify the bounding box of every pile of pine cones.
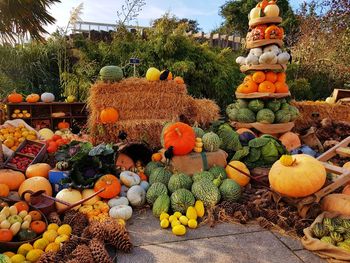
[208,185,313,237]
[38,210,132,263]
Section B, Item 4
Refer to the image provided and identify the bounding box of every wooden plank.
[317,136,350,161]
[336,147,350,157]
[240,64,287,73]
[321,162,349,175]
[230,122,294,134]
[333,89,350,102]
[235,92,290,99]
[249,16,282,28]
[246,39,283,49]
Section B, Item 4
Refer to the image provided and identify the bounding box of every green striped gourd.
[149,167,172,185]
[170,188,195,214]
[219,179,241,202]
[146,182,168,205]
[312,223,329,238]
[99,66,123,82]
[202,132,221,152]
[152,194,170,217]
[168,173,192,193]
[145,161,163,176]
[330,231,343,243]
[191,178,221,207]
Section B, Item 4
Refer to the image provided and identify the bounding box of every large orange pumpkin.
[0,169,25,190]
[163,122,196,156]
[8,92,23,103]
[26,94,40,103]
[279,132,301,151]
[25,163,51,178]
[100,107,119,124]
[269,154,326,198]
[0,184,9,197]
[18,177,52,202]
[94,174,121,199]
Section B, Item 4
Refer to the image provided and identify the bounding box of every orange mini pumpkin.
[152,153,162,162]
[26,94,40,103]
[8,91,23,103]
[0,229,13,242]
[237,81,258,94]
[100,107,119,124]
[277,72,286,82]
[252,71,266,84]
[174,76,185,84]
[0,184,9,197]
[265,72,277,83]
[94,174,121,199]
[258,81,276,93]
[275,81,289,93]
[14,201,29,212]
[58,120,70,130]
[30,220,46,234]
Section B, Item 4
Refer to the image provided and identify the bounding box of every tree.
[0,0,60,42]
[152,16,201,33]
[219,0,299,44]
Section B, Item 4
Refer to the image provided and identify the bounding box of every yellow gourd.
[186,206,197,220]
[172,225,186,236]
[188,219,198,229]
[194,200,205,217]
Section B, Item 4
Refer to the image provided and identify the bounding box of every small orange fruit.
[243,75,253,82]
[174,76,184,84]
[252,71,266,84]
[265,72,277,83]
[30,220,47,234]
[237,80,258,94]
[14,201,29,212]
[0,229,13,242]
[275,81,289,93]
[276,72,286,82]
[29,210,42,221]
[258,81,276,93]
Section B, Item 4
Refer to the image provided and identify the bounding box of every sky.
[46,0,309,34]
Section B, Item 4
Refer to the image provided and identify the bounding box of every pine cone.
[71,244,94,263]
[48,212,62,226]
[89,238,114,263]
[65,259,80,263]
[88,220,105,241]
[54,236,81,262]
[63,210,78,225]
[81,227,93,240]
[71,212,89,236]
[103,220,133,253]
[257,217,273,230]
[265,210,278,224]
[38,252,56,263]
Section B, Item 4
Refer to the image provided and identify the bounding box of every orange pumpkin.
[163,122,196,156]
[14,201,29,212]
[279,132,301,151]
[275,81,289,93]
[18,177,52,202]
[258,81,276,93]
[58,120,70,130]
[26,94,40,103]
[0,169,25,190]
[25,163,51,178]
[28,210,42,221]
[276,72,286,82]
[0,229,13,242]
[174,76,185,84]
[0,184,9,197]
[252,71,266,83]
[152,153,162,162]
[237,80,258,94]
[100,107,119,124]
[8,91,23,103]
[265,72,277,83]
[94,174,121,199]
[244,75,253,83]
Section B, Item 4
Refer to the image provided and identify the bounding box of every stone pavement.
[112,210,326,263]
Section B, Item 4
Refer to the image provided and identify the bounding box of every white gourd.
[108,196,129,208]
[109,205,133,220]
[263,45,280,55]
[41,92,55,103]
[259,52,277,64]
[277,52,290,64]
[127,185,146,207]
[249,48,263,57]
[235,56,246,65]
[120,171,141,187]
[246,54,259,65]
[140,181,150,191]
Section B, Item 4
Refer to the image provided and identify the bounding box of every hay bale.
[88,78,220,148]
[293,101,350,131]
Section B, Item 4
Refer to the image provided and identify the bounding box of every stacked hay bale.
[292,101,350,130]
[88,78,219,148]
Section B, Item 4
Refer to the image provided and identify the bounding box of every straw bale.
[292,101,350,130]
[186,98,221,127]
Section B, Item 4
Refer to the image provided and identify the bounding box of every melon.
[144,161,163,176]
[256,109,275,124]
[266,100,281,112]
[170,188,195,214]
[192,171,214,182]
[152,194,170,217]
[237,108,256,123]
[149,167,172,186]
[202,132,221,152]
[248,99,265,113]
[275,110,291,123]
[146,182,168,205]
[219,179,241,201]
[18,177,52,202]
[191,178,221,207]
[100,66,123,82]
[55,188,82,212]
[168,173,192,193]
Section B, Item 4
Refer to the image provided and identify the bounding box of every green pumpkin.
[170,188,195,214]
[18,229,37,241]
[219,179,241,202]
[149,167,172,185]
[312,223,329,238]
[99,66,123,82]
[202,132,221,152]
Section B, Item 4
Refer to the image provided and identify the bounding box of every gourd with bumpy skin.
[152,194,170,217]
[100,66,123,82]
[170,188,195,214]
[266,99,281,112]
[168,173,192,193]
[289,106,300,121]
[192,127,205,138]
[144,161,163,176]
[55,161,70,171]
[146,182,168,205]
[127,185,146,207]
[192,171,214,182]
[149,167,172,186]
[202,132,221,152]
[191,178,221,207]
[256,109,275,124]
[237,108,256,123]
[248,99,265,113]
[275,110,291,123]
[219,179,241,202]
[209,166,227,180]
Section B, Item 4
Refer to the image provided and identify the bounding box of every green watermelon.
[275,110,291,123]
[152,194,170,217]
[219,179,241,201]
[192,171,214,182]
[266,100,281,112]
[149,167,172,185]
[237,108,256,123]
[256,109,275,124]
[248,99,265,113]
[209,166,227,180]
[202,132,221,152]
[146,182,168,205]
[145,161,163,176]
[170,188,195,214]
[99,66,123,82]
[289,106,300,121]
[168,173,193,193]
[193,126,205,138]
[191,178,221,207]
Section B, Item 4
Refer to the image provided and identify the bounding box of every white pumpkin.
[249,47,263,57]
[264,4,280,17]
[38,128,54,140]
[82,189,101,205]
[109,205,133,220]
[127,185,146,207]
[263,45,280,55]
[140,181,149,191]
[41,92,55,103]
[277,52,291,64]
[120,171,141,187]
[120,185,129,197]
[235,56,246,65]
[55,188,82,212]
[259,52,277,64]
[108,196,129,208]
[246,54,259,65]
[249,7,262,20]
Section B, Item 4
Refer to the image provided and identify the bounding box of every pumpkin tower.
[227,0,300,137]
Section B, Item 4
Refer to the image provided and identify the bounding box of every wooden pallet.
[235,91,290,99]
[249,16,283,28]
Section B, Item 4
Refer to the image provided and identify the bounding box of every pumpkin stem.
[175,128,182,137]
[280,155,296,166]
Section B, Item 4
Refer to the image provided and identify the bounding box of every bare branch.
[117,0,146,26]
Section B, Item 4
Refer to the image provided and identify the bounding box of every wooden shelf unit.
[6,102,88,130]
